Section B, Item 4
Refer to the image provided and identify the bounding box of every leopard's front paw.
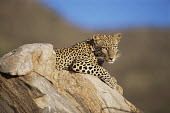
[106,77,117,89]
[108,77,123,95]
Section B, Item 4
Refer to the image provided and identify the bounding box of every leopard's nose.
[109,58,113,60]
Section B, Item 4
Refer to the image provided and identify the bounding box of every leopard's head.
[92,33,122,63]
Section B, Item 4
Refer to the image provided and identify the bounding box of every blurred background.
[0,0,169,113]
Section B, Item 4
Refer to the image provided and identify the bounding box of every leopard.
[55,33,123,94]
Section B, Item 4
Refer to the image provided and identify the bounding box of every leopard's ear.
[114,33,122,40]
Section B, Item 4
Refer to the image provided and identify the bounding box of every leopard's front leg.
[71,59,122,94]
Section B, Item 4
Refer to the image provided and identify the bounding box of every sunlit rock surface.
[0,43,140,113]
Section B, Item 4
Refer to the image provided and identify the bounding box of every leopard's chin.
[107,61,114,63]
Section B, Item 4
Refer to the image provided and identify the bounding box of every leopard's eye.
[101,47,107,51]
[114,45,117,48]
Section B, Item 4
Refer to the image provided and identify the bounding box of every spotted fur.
[55,33,122,90]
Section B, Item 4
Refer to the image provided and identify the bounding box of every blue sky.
[40,0,170,30]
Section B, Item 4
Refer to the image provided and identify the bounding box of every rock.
[0,43,141,113]
[0,43,55,76]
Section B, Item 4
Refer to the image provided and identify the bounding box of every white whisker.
[116,53,122,59]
